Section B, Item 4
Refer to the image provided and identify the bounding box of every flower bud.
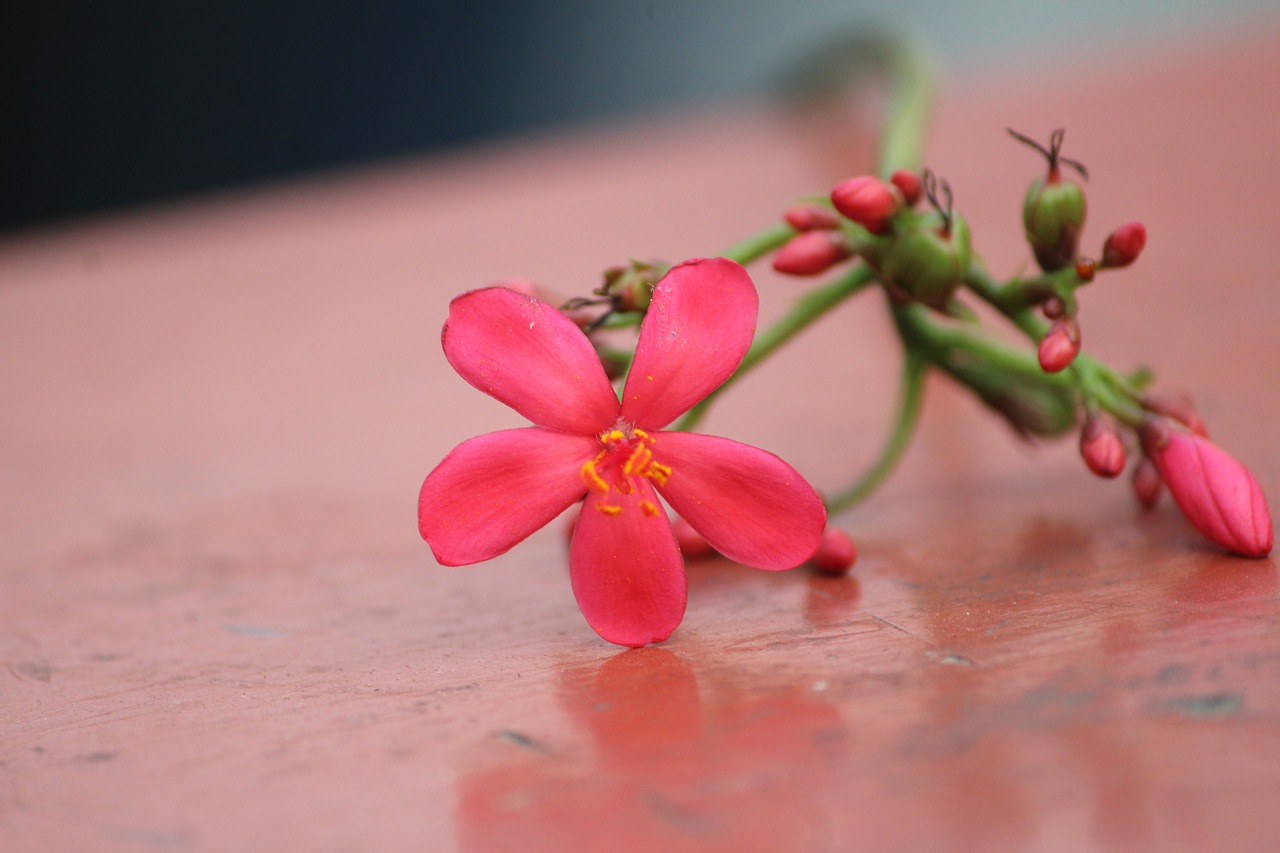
[1038,317,1082,373]
[598,259,663,314]
[784,204,840,231]
[772,230,852,276]
[880,210,972,308]
[810,528,857,575]
[1080,413,1126,478]
[830,176,903,234]
[1101,221,1147,268]
[1010,129,1088,272]
[1140,423,1273,557]
[1023,174,1086,271]
[1132,455,1163,508]
[889,169,922,207]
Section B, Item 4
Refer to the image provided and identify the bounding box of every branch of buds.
[511,46,1271,562]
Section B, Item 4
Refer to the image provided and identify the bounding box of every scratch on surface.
[1149,692,1243,718]
[498,730,550,754]
[868,613,934,647]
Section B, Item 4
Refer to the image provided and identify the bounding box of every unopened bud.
[672,517,714,559]
[1038,317,1082,373]
[1042,296,1066,320]
[1132,455,1163,508]
[880,210,972,308]
[889,169,922,207]
[772,230,853,276]
[784,204,841,231]
[1074,258,1097,282]
[810,528,857,575]
[1140,422,1273,557]
[830,175,903,235]
[1011,129,1088,272]
[1101,222,1147,268]
[1080,413,1126,478]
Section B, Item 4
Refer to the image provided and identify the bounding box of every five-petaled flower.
[419,257,827,646]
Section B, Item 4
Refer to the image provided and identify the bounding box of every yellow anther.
[645,462,671,486]
[603,429,626,445]
[597,503,623,517]
[580,458,609,494]
[633,428,655,444]
[622,444,653,477]
[640,500,659,518]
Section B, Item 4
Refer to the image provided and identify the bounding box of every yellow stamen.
[633,428,655,444]
[640,500,659,518]
[597,503,623,516]
[602,429,626,445]
[580,457,609,493]
[645,462,671,486]
[622,443,653,477]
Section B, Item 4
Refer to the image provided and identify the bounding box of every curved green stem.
[826,350,928,513]
[720,223,798,266]
[675,265,876,432]
[877,40,936,177]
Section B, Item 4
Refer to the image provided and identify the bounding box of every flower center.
[580,425,671,518]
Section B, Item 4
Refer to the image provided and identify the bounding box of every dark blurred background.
[4,0,1276,233]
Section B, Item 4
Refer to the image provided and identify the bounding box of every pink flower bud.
[1038,317,1082,373]
[1101,222,1147,268]
[889,169,922,207]
[672,517,714,559]
[1132,455,1163,508]
[830,176,902,235]
[810,527,857,575]
[1080,413,1126,478]
[1141,423,1273,557]
[784,204,841,231]
[772,230,852,276]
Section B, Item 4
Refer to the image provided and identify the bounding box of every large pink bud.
[1141,424,1273,557]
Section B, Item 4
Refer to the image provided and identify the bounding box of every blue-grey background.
[4,0,1276,232]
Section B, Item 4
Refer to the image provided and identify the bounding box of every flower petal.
[620,258,757,429]
[444,287,619,434]
[653,431,826,569]
[419,428,597,565]
[570,478,686,647]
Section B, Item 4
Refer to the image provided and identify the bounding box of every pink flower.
[419,258,827,646]
[1141,423,1273,558]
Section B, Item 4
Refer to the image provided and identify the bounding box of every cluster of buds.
[775,167,971,311]
[1007,129,1148,375]
[1072,386,1272,557]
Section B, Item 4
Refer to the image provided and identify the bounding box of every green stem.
[877,40,936,177]
[720,223,798,266]
[675,265,876,432]
[826,350,927,513]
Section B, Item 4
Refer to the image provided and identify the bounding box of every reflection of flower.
[457,649,847,852]
[1141,424,1273,558]
[419,258,826,646]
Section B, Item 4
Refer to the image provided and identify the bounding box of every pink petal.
[419,428,598,565]
[620,258,757,429]
[443,287,619,434]
[570,478,686,647]
[653,431,826,569]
